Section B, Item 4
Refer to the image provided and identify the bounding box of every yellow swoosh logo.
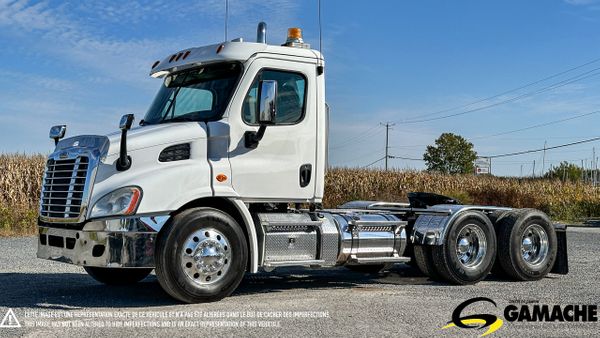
[442,318,504,337]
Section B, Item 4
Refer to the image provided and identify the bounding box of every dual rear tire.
[415,211,496,284]
[413,209,557,284]
[494,209,557,280]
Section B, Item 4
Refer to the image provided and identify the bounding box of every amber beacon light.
[284,27,309,48]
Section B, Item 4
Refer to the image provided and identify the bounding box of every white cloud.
[0,0,303,153]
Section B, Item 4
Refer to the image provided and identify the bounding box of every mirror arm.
[116,114,134,171]
[244,125,267,149]
[116,129,132,171]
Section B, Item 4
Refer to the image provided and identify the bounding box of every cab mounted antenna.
[318,0,322,55]
[224,0,229,41]
[317,0,324,75]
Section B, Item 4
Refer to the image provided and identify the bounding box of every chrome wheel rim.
[521,224,549,267]
[455,224,487,269]
[181,228,231,285]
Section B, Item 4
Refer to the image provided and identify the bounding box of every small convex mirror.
[49,125,66,145]
[119,114,135,130]
[257,80,277,125]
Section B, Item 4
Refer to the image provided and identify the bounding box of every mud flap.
[551,223,568,275]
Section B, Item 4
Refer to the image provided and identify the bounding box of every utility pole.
[520,164,523,177]
[593,147,596,186]
[381,122,395,170]
[532,160,536,178]
[542,141,547,176]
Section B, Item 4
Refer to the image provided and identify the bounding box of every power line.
[400,56,600,122]
[329,125,380,149]
[399,66,600,124]
[469,110,600,140]
[388,155,423,161]
[363,156,386,168]
[485,136,600,158]
[385,109,600,150]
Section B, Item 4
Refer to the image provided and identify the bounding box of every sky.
[1,0,600,176]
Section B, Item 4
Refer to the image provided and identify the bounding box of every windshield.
[143,62,242,125]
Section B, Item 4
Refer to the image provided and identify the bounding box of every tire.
[155,207,248,303]
[495,209,557,281]
[413,245,442,280]
[84,267,152,285]
[431,211,497,285]
[345,264,386,273]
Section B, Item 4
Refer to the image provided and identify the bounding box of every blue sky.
[1,0,600,176]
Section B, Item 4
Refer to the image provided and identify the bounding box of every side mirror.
[257,80,277,125]
[119,114,135,130]
[117,114,134,171]
[49,125,66,145]
[245,80,277,149]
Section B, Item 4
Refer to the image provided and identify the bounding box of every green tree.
[423,133,477,174]
[544,161,582,182]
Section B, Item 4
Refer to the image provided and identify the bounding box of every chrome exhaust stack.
[257,22,267,43]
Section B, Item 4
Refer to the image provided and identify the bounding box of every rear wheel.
[155,207,248,303]
[84,267,152,285]
[431,212,496,284]
[495,209,557,281]
[413,245,442,280]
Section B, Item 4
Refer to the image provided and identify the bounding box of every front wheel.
[431,211,497,284]
[155,207,248,303]
[84,267,153,285]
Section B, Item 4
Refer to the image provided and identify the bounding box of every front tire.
[431,211,497,284]
[84,267,152,285]
[155,207,248,303]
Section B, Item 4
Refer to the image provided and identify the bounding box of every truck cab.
[37,23,567,303]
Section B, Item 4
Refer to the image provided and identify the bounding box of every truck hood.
[105,122,207,156]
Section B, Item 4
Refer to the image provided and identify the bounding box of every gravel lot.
[0,227,598,337]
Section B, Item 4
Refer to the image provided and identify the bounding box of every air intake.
[159,143,191,162]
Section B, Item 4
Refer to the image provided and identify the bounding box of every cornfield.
[0,153,46,236]
[2,154,600,236]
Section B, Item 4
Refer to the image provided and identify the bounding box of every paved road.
[0,228,599,337]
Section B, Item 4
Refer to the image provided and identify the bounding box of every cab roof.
[149,41,323,78]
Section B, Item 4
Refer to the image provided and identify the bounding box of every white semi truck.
[37,23,568,303]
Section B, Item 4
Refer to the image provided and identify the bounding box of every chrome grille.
[40,157,89,220]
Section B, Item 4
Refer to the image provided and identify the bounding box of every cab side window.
[243,70,306,124]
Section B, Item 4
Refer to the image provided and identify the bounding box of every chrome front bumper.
[37,215,170,268]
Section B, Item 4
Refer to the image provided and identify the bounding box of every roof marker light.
[182,50,191,60]
[216,44,225,54]
[284,27,310,48]
[151,60,160,69]
[169,54,176,62]
[175,52,183,61]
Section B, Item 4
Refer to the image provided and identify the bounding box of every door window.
[243,70,306,124]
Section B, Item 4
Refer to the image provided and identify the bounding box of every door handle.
[299,164,312,188]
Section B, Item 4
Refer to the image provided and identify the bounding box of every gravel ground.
[0,227,598,337]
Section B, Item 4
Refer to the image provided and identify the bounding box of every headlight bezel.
[90,186,143,219]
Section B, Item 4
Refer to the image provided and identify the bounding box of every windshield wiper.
[160,87,182,122]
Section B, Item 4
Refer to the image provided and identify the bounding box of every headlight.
[90,186,142,219]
